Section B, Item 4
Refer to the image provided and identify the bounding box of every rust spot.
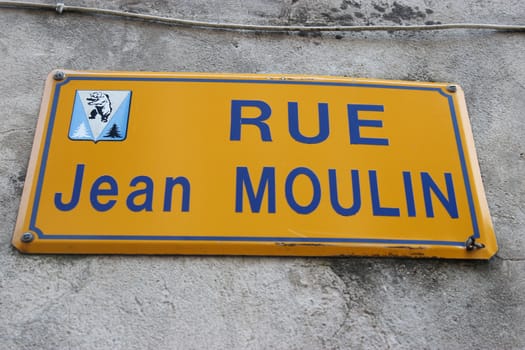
[409,252,426,256]
[387,245,426,250]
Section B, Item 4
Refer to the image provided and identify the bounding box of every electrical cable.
[0,1,524,33]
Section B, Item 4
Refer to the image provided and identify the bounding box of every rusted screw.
[466,235,485,251]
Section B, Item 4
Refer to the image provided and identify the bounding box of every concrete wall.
[1,1,524,349]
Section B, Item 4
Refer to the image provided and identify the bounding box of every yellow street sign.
[13,71,497,258]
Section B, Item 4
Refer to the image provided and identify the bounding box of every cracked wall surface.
[0,0,524,349]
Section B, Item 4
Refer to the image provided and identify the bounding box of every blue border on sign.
[29,76,478,248]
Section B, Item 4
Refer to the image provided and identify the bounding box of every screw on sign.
[53,71,66,81]
[21,232,34,243]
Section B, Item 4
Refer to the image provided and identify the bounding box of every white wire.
[0,1,524,33]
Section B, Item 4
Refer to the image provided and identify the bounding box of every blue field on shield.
[69,90,131,142]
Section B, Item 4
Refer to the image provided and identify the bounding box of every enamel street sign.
[13,71,497,258]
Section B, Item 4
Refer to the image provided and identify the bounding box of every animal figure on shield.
[86,91,112,123]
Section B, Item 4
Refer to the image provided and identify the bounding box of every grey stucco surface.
[0,0,524,349]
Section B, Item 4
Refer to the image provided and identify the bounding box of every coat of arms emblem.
[69,90,131,142]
